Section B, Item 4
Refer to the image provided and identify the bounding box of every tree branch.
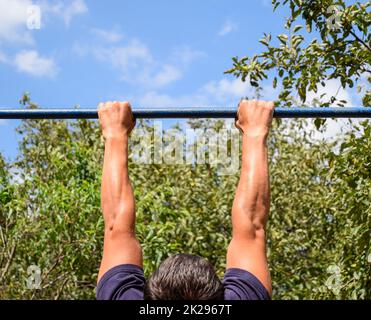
[349,29,371,52]
[0,244,16,281]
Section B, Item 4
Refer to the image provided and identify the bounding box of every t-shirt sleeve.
[96,264,145,300]
[223,268,271,300]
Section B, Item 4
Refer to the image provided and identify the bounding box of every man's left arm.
[97,101,142,283]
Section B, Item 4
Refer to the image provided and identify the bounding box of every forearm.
[232,134,270,236]
[101,135,135,234]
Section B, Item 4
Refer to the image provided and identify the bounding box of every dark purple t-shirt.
[96,264,270,300]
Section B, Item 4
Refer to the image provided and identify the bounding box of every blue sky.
[0,0,360,160]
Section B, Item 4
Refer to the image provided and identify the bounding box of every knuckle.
[123,101,130,107]
[239,100,248,109]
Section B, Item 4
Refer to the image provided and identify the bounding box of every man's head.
[144,254,224,300]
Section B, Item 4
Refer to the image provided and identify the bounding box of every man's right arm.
[226,99,274,295]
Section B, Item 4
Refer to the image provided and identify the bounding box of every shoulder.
[223,268,271,300]
[96,264,145,300]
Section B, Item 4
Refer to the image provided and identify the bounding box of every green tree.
[0,94,369,299]
[2,0,370,300]
[225,0,371,107]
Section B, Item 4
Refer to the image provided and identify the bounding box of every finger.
[235,111,239,124]
[128,105,136,134]
[267,101,275,109]
[122,101,131,108]
[237,97,248,116]
[97,103,105,122]
[238,97,246,107]
[235,120,243,134]
[123,101,134,119]
[257,100,266,108]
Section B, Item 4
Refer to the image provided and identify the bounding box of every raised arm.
[97,101,142,282]
[226,99,274,295]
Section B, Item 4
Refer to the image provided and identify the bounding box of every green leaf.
[273,77,278,89]
[293,25,303,33]
[278,34,289,45]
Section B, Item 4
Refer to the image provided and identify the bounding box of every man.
[96,99,274,300]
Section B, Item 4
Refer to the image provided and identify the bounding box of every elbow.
[104,220,136,239]
[251,215,267,232]
[232,206,267,239]
[232,221,266,241]
[102,207,136,236]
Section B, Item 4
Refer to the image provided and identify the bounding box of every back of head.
[144,254,224,300]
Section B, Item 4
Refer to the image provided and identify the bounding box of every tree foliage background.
[0,97,369,299]
[0,0,370,299]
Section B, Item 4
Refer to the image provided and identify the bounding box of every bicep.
[98,231,142,283]
[226,232,272,295]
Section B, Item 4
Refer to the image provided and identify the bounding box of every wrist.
[243,132,268,145]
[103,131,129,140]
[104,134,129,142]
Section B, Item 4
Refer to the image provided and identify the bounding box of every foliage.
[1,0,370,299]
[225,0,371,107]
[0,95,369,299]
[268,119,370,299]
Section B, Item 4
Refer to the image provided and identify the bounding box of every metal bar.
[0,107,370,119]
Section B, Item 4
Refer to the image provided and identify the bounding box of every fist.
[98,101,135,139]
[235,99,275,137]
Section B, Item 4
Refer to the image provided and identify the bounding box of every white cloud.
[0,50,8,63]
[78,32,205,88]
[138,78,257,109]
[90,40,203,88]
[94,39,180,87]
[0,0,34,44]
[90,26,123,43]
[93,39,154,83]
[303,79,358,141]
[306,79,354,106]
[259,0,272,8]
[202,78,255,103]
[71,42,87,57]
[171,46,206,65]
[0,0,88,45]
[40,0,88,27]
[14,50,58,77]
[139,91,183,108]
[62,0,87,26]
[218,20,238,37]
[151,64,182,87]
[95,40,153,69]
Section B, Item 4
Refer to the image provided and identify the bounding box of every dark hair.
[144,254,224,300]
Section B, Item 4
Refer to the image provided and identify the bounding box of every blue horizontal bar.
[0,107,370,119]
